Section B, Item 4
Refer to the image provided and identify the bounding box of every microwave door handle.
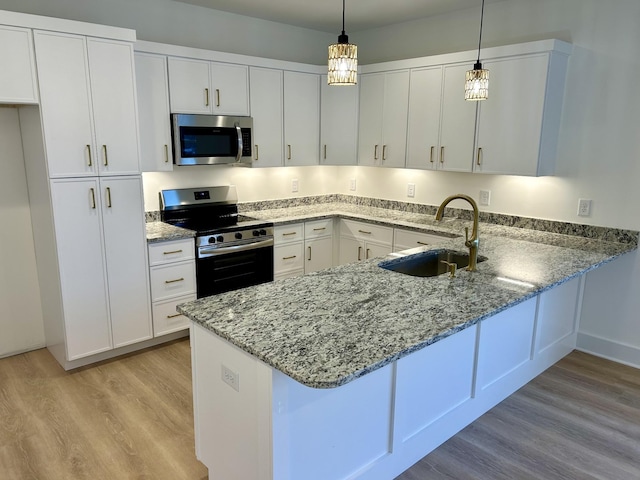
[235,122,243,162]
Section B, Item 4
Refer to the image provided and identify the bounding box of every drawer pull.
[165,277,184,284]
[312,227,326,231]
[163,249,183,255]
[282,255,297,260]
[417,241,430,246]
[282,232,297,236]
[358,229,372,235]
[166,313,182,319]
[366,248,371,259]
[307,246,312,261]
[357,246,362,261]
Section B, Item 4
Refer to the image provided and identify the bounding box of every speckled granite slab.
[178,225,636,389]
[146,222,195,243]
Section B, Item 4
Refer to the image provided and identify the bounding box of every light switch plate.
[349,178,356,191]
[291,178,299,193]
[479,190,491,206]
[407,183,416,198]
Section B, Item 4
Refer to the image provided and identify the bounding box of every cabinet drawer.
[340,219,393,244]
[150,260,196,302]
[274,223,304,244]
[393,229,449,252]
[274,243,304,273]
[148,238,195,266]
[152,294,196,337]
[305,218,333,239]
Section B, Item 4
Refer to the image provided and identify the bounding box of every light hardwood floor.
[0,342,638,480]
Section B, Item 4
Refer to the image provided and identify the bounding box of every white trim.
[576,332,640,369]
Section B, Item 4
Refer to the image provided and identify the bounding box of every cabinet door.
[380,70,410,168]
[34,31,97,177]
[284,71,320,166]
[305,237,333,273]
[474,54,549,176]
[50,179,111,360]
[249,67,283,168]
[135,52,172,172]
[167,57,211,113]
[357,73,384,166]
[210,62,249,116]
[0,26,38,104]
[87,38,141,176]
[439,63,477,172]
[100,176,152,347]
[406,67,442,170]
[320,75,358,165]
[339,236,363,265]
[364,241,392,260]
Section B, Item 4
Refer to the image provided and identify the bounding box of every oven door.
[196,240,274,298]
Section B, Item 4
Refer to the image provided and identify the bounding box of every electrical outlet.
[291,178,299,193]
[479,190,491,206]
[349,178,356,191]
[577,198,592,217]
[407,183,416,198]
[221,365,240,392]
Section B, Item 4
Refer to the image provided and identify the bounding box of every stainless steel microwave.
[171,114,253,166]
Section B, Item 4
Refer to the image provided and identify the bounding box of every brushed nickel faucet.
[435,194,480,272]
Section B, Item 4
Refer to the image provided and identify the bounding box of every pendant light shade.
[465,0,489,100]
[328,0,357,85]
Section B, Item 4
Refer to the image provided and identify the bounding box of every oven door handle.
[235,122,243,163]
[199,238,274,258]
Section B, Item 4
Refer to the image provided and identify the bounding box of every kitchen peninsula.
[177,200,636,480]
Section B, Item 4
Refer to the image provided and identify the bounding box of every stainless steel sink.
[378,249,487,277]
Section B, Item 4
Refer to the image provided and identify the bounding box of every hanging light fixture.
[328,0,357,85]
[465,0,489,100]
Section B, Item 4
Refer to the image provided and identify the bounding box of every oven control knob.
[208,236,216,244]
[252,230,260,237]
[216,235,224,243]
[259,229,267,236]
[235,232,243,240]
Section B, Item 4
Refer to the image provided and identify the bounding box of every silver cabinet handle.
[86,145,92,166]
[166,313,182,319]
[477,147,483,166]
[287,144,292,160]
[89,188,96,209]
[102,145,108,166]
[440,146,445,164]
[382,145,387,161]
[357,246,362,261]
[307,246,312,261]
[430,146,434,164]
[374,145,378,160]
[163,249,183,255]
[205,88,209,107]
[282,255,297,260]
[165,277,184,284]
[215,88,220,107]
[254,144,259,161]
[105,187,112,208]
[164,144,169,163]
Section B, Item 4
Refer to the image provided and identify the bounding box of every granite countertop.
[146,221,195,243]
[177,202,637,389]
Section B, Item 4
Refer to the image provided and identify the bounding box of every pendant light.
[328,0,358,85]
[464,0,489,100]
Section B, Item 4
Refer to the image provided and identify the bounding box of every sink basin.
[378,249,486,277]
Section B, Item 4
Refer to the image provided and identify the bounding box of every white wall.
[0,107,45,358]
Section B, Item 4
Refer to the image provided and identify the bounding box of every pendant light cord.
[342,0,346,35]
[476,0,485,63]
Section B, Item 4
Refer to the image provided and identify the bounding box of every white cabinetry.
[393,228,451,252]
[50,176,152,360]
[167,57,249,115]
[339,219,393,264]
[0,26,38,104]
[284,71,320,166]
[274,223,304,279]
[358,70,410,168]
[320,75,358,165]
[34,31,141,177]
[304,219,334,273]
[135,52,172,171]
[148,238,196,336]
[249,67,283,168]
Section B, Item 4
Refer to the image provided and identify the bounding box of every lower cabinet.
[274,220,334,279]
[148,238,196,336]
[50,176,152,362]
[339,219,393,264]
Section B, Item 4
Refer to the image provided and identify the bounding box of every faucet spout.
[435,194,480,272]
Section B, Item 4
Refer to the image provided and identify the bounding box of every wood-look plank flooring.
[0,342,638,480]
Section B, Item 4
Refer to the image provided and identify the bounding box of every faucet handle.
[440,260,457,278]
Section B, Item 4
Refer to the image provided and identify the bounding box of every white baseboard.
[576,332,640,369]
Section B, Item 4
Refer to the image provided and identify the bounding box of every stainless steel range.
[160,185,274,298]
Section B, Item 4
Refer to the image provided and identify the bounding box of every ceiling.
[171,0,498,33]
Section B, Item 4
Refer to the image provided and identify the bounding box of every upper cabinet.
[358,70,410,168]
[0,26,38,104]
[135,52,172,172]
[320,75,358,165]
[283,71,320,166]
[35,31,141,178]
[167,57,249,116]
[473,53,567,176]
[249,66,284,168]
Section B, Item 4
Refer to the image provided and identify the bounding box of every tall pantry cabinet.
[21,22,152,369]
